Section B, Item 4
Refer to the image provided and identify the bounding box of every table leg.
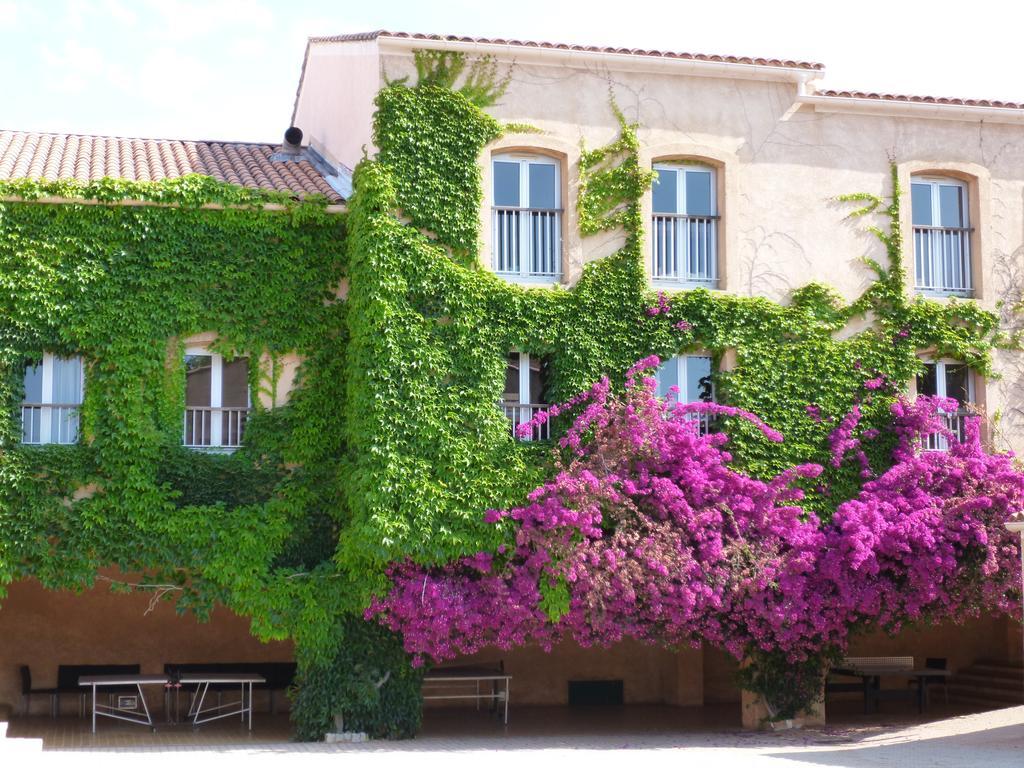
[248,682,253,731]
[504,678,510,725]
[91,685,96,734]
[137,683,154,730]
[917,675,926,714]
[192,682,209,725]
[861,676,870,714]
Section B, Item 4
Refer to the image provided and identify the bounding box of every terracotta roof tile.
[816,90,1024,111]
[308,30,825,71]
[0,129,343,202]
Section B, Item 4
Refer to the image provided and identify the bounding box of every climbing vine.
[0,49,1014,739]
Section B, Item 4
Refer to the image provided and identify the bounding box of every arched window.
[491,154,561,282]
[183,350,251,450]
[21,354,84,445]
[651,163,718,286]
[911,177,972,295]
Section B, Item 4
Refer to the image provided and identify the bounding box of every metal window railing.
[686,411,714,436]
[921,411,967,452]
[492,207,562,279]
[913,226,972,294]
[502,402,551,441]
[652,214,719,284]
[183,406,250,449]
[20,404,81,445]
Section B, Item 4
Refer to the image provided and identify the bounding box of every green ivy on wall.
[0,51,1011,741]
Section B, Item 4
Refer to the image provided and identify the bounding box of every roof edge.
[307,30,824,79]
[799,84,1024,124]
[0,194,346,213]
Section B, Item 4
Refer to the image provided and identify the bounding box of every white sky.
[2,0,1023,143]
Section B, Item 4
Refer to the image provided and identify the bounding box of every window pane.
[655,357,679,398]
[917,362,937,396]
[527,355,553,405]
[50,405,79,444]
[685,356,714,403]
[185,354,212,407]
[493,161,520,207]
[23,361,43,403]
[939,185,965,228]
[528,163,556,210]
[911,183,933,226]
[22,406,40,443]
[221,357,249,408]
[685,171,714,216]
[52,357,83,405]
[504,353,520,401]
[944,364,971,404]
[652,169,677,214]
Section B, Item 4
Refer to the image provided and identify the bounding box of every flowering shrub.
[370,363,1022,717]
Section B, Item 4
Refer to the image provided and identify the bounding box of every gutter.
[0,195,346,214]
[795,81,1024,125]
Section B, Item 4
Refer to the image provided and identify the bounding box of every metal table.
[422,667,512,724]
[78,674,169,733]
[831,665,951,713]
[180,673,265,730]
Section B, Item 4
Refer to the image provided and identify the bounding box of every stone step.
[946,658,1024,711]
[946,694,1024,712]
[950,673,1024,692]
[965,662,1024,678]
[947,683,1024,703]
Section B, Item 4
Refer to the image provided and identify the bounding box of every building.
[1,31,1022,726]
[292,31,1022,713]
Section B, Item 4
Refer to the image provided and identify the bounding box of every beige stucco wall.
[298,42,1024,455]
[291,39,381,171]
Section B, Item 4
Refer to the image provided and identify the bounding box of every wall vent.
[568,679,624,706]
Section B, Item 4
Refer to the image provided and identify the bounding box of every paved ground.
[4,705,1022,767]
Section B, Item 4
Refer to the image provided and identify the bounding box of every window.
[652,163,718,285]
[654,355,715,433]
[502,352,552,440]
[183,350,250,449]
[911,177,972,294]
[21,354,84,445]
[492,154,561,282]
[916,359,975,451]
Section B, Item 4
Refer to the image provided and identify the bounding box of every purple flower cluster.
[369,361,1023,668]
[645,292,671,316]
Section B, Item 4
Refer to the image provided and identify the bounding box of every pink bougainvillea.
[368,358,1023,671]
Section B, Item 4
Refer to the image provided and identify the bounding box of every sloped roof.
[0,130,343,201]
[309,30,825,72]
[815,90,1024,111]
